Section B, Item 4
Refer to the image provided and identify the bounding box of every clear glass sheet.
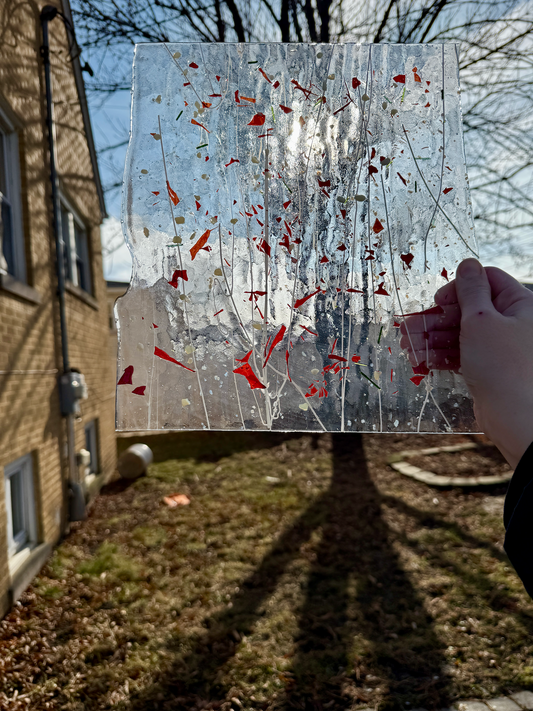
[116,42,477,433]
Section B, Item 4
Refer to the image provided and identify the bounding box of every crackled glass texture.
[116,42,478,433]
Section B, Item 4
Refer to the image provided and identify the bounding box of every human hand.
[400,259,533,468]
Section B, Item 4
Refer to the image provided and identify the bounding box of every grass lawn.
[0,431,532,711]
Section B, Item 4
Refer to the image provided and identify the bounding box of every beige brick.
[0,0,116,617]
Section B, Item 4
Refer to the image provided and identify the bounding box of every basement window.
[84,420,99,475]
[60,197,92,295]
[4,454,36,559]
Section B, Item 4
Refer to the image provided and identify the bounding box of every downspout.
[40,5,85,521]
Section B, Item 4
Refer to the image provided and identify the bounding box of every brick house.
[0,0,116,615]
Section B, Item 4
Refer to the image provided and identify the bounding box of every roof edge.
[60,0,107,220]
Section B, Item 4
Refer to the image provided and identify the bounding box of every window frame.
[84,419,99,475]
[4,454,36,558]
[0,106,26,284]
[59,194,93,295]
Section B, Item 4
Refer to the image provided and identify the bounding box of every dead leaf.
[163,493,191,508]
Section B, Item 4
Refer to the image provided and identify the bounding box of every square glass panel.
[116,43,477,433]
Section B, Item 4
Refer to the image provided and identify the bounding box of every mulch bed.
[408,440,513,479]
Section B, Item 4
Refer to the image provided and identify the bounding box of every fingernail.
[458,259,482,278]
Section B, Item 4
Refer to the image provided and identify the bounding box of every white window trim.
[0,106,26,283]
[59,193,92,293]
[4,454,36,561]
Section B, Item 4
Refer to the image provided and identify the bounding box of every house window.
[0,115,26,283]
[4,454,36,558]
[60,198,92,294]
[84,420,99,475]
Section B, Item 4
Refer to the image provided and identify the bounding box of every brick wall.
[0,0,116,616]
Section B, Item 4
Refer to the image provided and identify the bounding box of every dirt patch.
[0,431,531,711]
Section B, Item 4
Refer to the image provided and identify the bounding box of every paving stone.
[486,698,521,711]
[456,702,490,711]
[511,692,533,710]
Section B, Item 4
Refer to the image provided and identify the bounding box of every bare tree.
[73,0,533,265]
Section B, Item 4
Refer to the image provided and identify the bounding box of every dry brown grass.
[0,431,532,711]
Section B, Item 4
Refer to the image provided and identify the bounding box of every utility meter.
[59,370,88,415]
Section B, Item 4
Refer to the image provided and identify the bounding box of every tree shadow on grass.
[281,434,449,710]
[126,434,450,711]
[116,431,308,464]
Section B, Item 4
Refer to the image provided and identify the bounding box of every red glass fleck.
[374,283,390,296]
[190,229,211,260]
[393,74,406,83]
[263,325,286,367]
[258,68,272,83]
[168,270,188,287]
[118,365,134,385]
[294,288,321,309]
[132,386,146,396]
[166,181,179,206]
[233,362,266,390]
[256,239,271,257]
[248,113,266,126]
[154,346,195,372]
[400,253,414,269]
[191,118,210,132]
[373,218,384,234]
[412,361,430,375]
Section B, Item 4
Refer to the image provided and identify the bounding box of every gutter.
[40,5,87,522]
[59,0,107,221]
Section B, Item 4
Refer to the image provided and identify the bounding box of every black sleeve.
[504,441,533,598]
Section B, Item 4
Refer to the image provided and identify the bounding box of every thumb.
[455,259,495,321]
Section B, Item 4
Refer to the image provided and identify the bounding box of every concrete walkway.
[362,691,533,711]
